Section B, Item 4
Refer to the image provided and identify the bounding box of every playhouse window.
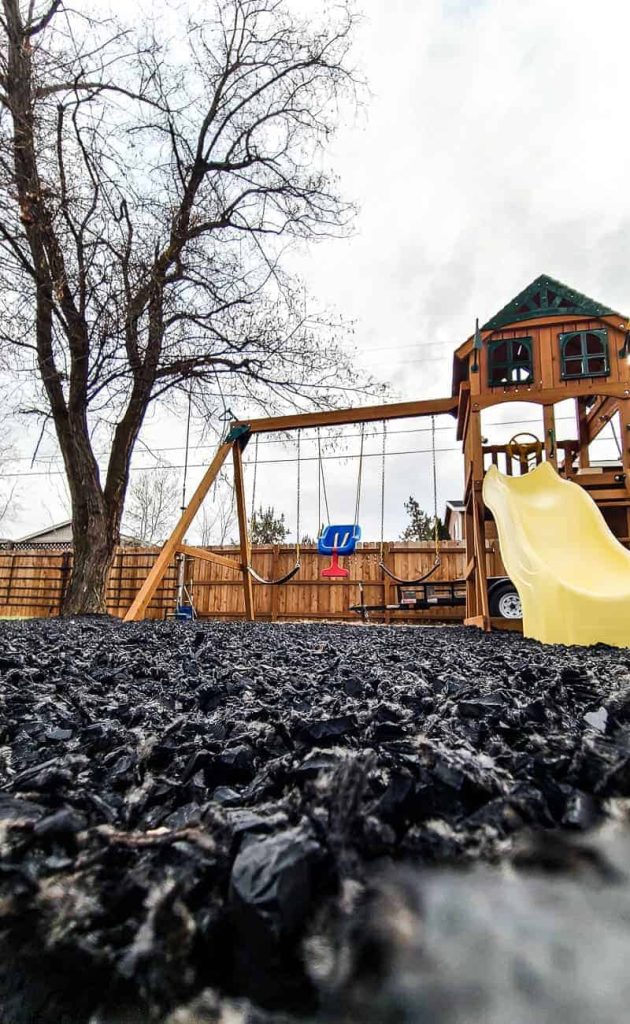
[559,330,609,379]
[488,337,533,387]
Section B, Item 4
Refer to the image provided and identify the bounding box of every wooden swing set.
[124,397,456,623]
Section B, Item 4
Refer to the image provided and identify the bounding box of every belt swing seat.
[243,433,302,585]
[378,417,442,585]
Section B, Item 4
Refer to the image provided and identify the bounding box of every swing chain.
[250,434,259,526]
[296,430,301,559]
[317,427,331,534]
[354,423,365,526]
[431,415,440,563]
[317,427,321,533]
[380,421,387,560]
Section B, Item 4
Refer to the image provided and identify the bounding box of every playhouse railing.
[482,441,580,477]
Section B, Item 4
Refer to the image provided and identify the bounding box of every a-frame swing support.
[123,396,458,623]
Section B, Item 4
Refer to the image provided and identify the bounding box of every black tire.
[489,581,522,619]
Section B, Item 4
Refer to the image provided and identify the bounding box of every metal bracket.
[224,423,251,444]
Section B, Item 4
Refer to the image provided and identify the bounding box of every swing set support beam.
[233,437,255,621]
[124,442,233,622]
[232,396,458,435]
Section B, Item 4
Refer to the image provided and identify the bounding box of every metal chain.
[250,434,259,524]
[354,423,365,525]
[317,427,331,527]
[431,415,440,561]
[380,421,387,559]
[296,430,301,558]
[181,383,193,511]
[317,428,321,532]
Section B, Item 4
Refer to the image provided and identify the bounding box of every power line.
[6,410,600,466]
[0,432,620,479]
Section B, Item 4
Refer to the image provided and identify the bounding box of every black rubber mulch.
[0,618,629,1022]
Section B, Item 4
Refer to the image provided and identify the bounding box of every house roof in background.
[16,519,72,542]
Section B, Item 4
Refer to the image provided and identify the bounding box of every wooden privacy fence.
[0,541,505,622]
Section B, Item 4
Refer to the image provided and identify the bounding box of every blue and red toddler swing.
[316,425,364,578]
[318,523,362,577]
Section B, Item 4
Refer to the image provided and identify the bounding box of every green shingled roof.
[482,275,620,331]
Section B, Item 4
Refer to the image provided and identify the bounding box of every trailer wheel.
[489,581,522,619]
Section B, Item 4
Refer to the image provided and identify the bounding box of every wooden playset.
[125,275,630,645]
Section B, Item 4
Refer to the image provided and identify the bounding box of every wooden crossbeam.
[232,396,458,435]
[475,381,628,410]
[178,545,241,572]
[464,614,490,629]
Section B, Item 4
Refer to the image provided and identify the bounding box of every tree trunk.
[63,531,115,616]
[62,490,117,616]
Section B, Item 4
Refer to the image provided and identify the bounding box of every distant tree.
[124,469,180,545]
[199,471,237,546]
[0,434,20,530]
[400,496,449,542]
[250,505,289,544]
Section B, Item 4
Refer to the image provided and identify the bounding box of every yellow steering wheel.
[506,432,543,467]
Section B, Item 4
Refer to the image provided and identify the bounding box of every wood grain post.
[576,397,591,469]
[383,543,394,624]
[620,398,630,498]
[58,550,71,614]
[6,551,15,611]
[464,466,476,619]
[233,440,255,622]
[543,404,557,467]
[271,546,280,621]
[124,441,232,621]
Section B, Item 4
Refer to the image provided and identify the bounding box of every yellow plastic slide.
[483,461,630,648]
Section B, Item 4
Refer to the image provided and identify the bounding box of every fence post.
[58,550,71,615]
[382,542,394,624]
[5,552,15,611]
[271,546,280,621]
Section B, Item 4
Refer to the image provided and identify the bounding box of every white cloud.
[12,0,630,539]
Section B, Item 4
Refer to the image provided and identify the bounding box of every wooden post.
[543,404,557,467]
[115,549,123,616]
[233,439,255,622]
[4,551,15,613]
[620,398,630,496]
[124,441,232,621]
[271,545,280,622]
[382,542,394,624]
[58,550,71,614]
[576,397,590,469]
[464,409,490,629]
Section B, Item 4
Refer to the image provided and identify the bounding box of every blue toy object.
[317,524,361,555]
[318,524,361,578]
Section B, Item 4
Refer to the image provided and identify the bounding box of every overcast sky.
[6,0,629,542]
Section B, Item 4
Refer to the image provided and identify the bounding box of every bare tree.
[0,427,21,531]
[0,0,376,613]
[199,470,236,546]
[124,468,180,545]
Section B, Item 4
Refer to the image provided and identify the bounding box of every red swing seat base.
[320,551,349,578]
